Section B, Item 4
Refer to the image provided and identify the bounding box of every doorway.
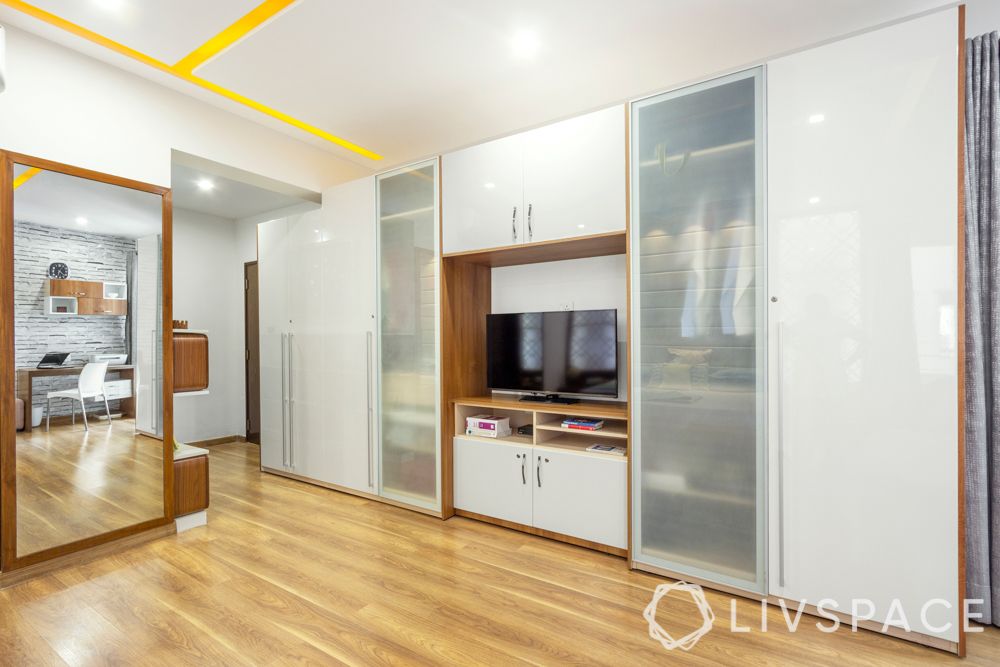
[244,261,260,444]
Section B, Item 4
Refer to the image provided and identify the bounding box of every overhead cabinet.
[443,106,626,253]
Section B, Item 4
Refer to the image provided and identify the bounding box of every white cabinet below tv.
[454,435,627,550]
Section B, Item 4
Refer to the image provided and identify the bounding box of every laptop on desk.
[36,352,71,369]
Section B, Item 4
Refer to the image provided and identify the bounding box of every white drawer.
[103,379,132,399]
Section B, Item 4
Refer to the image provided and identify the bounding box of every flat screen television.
[487,309,618,398]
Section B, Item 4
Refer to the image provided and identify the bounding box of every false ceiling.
[0,0,955,170]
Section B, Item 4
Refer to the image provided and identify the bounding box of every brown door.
[244,261,261,444]
[78,297,127,315]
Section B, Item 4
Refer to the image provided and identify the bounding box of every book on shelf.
[561,417,604,430]
[586,443,626,456]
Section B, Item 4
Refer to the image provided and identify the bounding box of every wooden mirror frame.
[0,151,174,573]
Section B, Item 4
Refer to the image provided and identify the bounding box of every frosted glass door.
[631,68,765,592]
[377,160,440,510]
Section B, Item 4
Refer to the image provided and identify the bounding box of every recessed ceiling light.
[75,216,88,225]
[808,113,825,124]
[196,178,215,192]
[511,28,541,60]
[577,224,586,229]
[484,182,496,189]
[93,0,125,11]
[809,196,820,205]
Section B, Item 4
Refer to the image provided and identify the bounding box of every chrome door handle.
[536,455,541,487]
[366,330,374,489]
[519,453,526,484]
[511,206,518,243]
[288,333,295,469]
[777,320,786,588]
[527,203,533,241]
[281,333,288,467]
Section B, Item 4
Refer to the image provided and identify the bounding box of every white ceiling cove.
[0,0,955,170]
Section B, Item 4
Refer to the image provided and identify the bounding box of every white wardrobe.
[258,161,442,512]
[631,9,960,647]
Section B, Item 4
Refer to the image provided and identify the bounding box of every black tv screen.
[487,309,618,397]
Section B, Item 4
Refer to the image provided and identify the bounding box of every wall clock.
[47,262,69,279]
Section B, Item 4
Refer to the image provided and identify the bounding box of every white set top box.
[83,353,128,365]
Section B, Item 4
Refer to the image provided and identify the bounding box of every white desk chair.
[46,362,111,432]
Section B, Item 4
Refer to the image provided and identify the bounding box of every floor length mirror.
[2,155,171,567]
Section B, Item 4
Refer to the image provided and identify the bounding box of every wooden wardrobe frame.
[0,151,175,574]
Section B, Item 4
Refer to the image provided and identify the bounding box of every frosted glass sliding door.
[377,161,440,510]
[631,68,766,592]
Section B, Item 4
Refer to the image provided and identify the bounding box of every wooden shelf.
[442,230,626,268]
[453,396,628,421]
[457,432,534,447]
[535,422,628,440]
[534,436,628,459]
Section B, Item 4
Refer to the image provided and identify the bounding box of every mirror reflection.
[12,163,165,557]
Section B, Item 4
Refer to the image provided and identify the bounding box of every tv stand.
[519,394,580,405]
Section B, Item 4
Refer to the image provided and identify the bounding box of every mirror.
[4,157,170,564]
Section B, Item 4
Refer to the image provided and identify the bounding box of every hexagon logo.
[643,581,715,651]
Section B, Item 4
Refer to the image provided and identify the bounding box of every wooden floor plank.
[5,439,997,666]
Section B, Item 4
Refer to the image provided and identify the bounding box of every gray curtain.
[966,30,1000,627]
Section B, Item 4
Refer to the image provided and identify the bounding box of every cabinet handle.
[536,455,541,487]
[511,206,518,243]
[519,453,526,485]
[281,333,289,467]
[777,320,786,588]
[527,203,533,241]
[288,333,295,469]
[366,330,374,489]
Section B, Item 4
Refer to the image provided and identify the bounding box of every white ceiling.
[171,162,312,219]
[0,0,956,170]
[13,164,162,238]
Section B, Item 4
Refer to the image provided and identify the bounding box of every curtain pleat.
[966,30,1000,627]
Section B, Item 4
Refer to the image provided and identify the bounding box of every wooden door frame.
[244,260,260,444]
[0,151,174,572]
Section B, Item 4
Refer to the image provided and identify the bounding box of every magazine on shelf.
[586,443,626,456]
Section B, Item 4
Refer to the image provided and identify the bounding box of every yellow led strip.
[0,0,382,160]
[12,166,41,189]
[172,0,295,75]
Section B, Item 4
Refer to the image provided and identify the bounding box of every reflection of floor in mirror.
[15,418,164,557]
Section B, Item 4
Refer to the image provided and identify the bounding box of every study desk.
[16,364,135,433]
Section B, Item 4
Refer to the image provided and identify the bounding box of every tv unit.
[487,309,618,402]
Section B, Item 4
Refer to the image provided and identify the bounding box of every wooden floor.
[2,440,998,666]
[16,419,164,556]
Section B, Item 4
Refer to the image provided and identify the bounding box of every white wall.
[491,255,628,401]
[0,26,369,189]
[967,0,1000,37]
[172,208,244,443]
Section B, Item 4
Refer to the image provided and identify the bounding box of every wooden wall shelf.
[442,230,625,267]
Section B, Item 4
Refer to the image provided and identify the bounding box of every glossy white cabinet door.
[767,10,958,641]
[312,177,377,493]
[442,133,523,253]
[533,449,627,549]
[522,106,626,243]
[454,437,532,525]
[257,217,291,472]
[285,210,327,479]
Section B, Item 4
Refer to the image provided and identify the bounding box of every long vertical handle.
[511,206,518,243]
[527,203,533,242]
[366,330,374,489]
[288,333,295,469]
[777,320,786,588]
[519,453,526,485]
[281,333,288,467]
[536,455,542,487]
